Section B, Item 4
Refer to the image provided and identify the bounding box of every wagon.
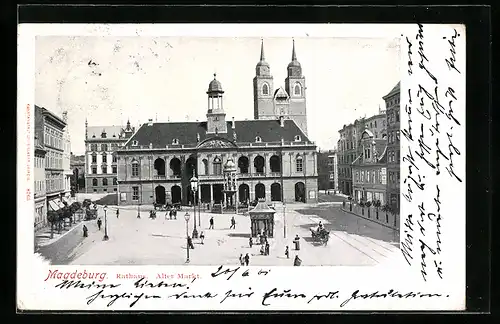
[310,227,330,245]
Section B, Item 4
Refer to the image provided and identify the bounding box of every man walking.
[97,218,102,231]
[285,246,289,259]
[230,216,236,229]
[244,253,250,266]
[209,216,214,229]
[116,209,119,218]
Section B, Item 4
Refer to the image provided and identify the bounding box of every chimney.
[232,117,235,129]
[148,119,153,126]
[279,116,284,127]
[62,111,68,122]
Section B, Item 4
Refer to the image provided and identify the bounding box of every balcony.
[253,172,265,177]
[269,172,281,177]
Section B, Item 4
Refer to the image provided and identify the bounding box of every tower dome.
[207,73,224,94]
[288,39,301,68]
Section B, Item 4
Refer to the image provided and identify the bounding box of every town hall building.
[116,40,318,207]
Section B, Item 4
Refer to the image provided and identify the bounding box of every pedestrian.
[285,246,289,259]
[265,241,270,256]
[239,254,244,265]
[187,236,195,249]
[230,216,236,229]
[294,255,302,266]
[293,234,301,251]
[173,209,177,220]
[97,218,102,231]
[249,237,253,248]
[209,217,214,229]
[82,224,88,237]
[116,209,119,218]
[244,253,250,266]
[200,231,205,244]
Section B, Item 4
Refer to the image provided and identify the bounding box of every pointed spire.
[260,38,265,61]
[292,39,297,61]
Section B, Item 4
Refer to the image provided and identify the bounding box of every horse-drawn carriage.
[310,227,330,245]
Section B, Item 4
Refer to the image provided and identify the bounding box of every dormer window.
[131,140,138,146]
[101,131,107,138]
[112,134,116,138]
[172,138,179,145]
[255,136,262,143]
[294,135,301,142]
[92,134,96,138]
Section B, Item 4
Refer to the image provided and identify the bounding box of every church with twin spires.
[115,40,318,207]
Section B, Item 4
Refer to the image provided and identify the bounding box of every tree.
[381,203,390,223]
[373,200,381,219]
[365,201,372,218]
[46,211,59,238]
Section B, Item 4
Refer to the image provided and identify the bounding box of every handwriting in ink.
[445,131,463,182]
[444,28,461,74]
[417,203,426,236]
[261,288,307,306]
[434,260,444,279]
[400,215,414,266]
[435,137,450,176]
[55,280,120,290]
[339,289,446,308]
[258,269,271,275]
[416,23,438,84]
[211,265,240,280]
[220,288,254,304]
[307,291,339,304]
[434,185,442,254]
[133,277,187,289]
[419,239,437,282]
[86,289,160,308]
[168,290,218,300]
[445,87,461,126]
[401,90,414,141]
[415,123,436,170]
[406,36,413,75]
[402,149,420,202]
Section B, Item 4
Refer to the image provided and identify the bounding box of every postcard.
[17,23,466,311]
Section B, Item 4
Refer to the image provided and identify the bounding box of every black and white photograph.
[33,33,401,266]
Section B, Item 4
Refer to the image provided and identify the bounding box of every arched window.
[101,144,108,152]
[112,154,117,163]
[92,178,98,186]
[113,177,118,185]
[262,83,269,95]
[296,155,303,172]
[102,178,108,186]
[294,83,301,96]
[213,157,222,175]
[255,136,262,143]
[91,153,97,163]
[132,160,139,177]
[202,159,209,175]
[172,138,179,145]
[294,135,301,142]
[90,144,97,151]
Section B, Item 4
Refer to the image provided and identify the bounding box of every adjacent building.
[34,105,68,218]
[317,149,336,191]
[84,120,135,193]
[351,128,388,204]
[117,42,318,206]
[383,82,401,210]
[327,150,338,192]
[70,154,86,192]
[337,109,387,196]
[34,135,47,230]
[62,112,72,201]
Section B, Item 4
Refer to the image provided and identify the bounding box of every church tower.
[253,39,274,120]
[206,73,227,134]
[284,39,308,135]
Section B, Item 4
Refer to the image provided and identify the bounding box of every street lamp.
[103,205,109,241]
[190,170,199,238]
[184,212,191,263]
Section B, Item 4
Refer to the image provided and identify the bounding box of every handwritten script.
[401,24,464,282]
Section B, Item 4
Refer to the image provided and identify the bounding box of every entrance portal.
[155,185,166,205]
[171,185,181,204]
[295,182,306,203]
[270,183,281,201]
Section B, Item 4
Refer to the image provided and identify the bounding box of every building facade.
[351,128,388,204]
[35,105,68,216]
[337,110,386,196]
[317,150,336,191]
[62,112,72,200]
[34,135,47,231]
[70,154,86,192]
[84,121,135,193]
[117,73,318,207]
[383,82,401,210]
[327,150,338,192]
[253,40,308,136]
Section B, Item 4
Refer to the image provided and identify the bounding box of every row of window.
[45,175,64,193]
[387,110,400,125]
[355,169,384,184]
[91,165,118,174]
[388,171,400,183]
[91,178,118,187]
[131,135,303,147]
[387,97,400,107]
[35,206,45,225]
[260,83,302,96]
[44,126,64,150]
[339,167,352,178]
[35,180,45,193]
[46,150,63,169]
[91,154,117,163]
[89,143,121,152]
[388,130,400,144]
[339,153,356,165]
[34,155,45,169]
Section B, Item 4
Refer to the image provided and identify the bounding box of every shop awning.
[55,199,65,209]
[48,200,60,211]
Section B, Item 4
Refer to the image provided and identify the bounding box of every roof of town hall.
[383,81,400,99]
[122,119,312,149]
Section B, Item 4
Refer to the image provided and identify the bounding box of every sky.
[35,31,400,154]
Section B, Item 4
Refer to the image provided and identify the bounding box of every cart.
[310,227,330,245]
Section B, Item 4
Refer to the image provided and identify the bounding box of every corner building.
[117,42,318,206]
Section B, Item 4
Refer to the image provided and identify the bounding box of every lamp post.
[103,205,109,241]
[184,212,190,263]
[190,170,199,238]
